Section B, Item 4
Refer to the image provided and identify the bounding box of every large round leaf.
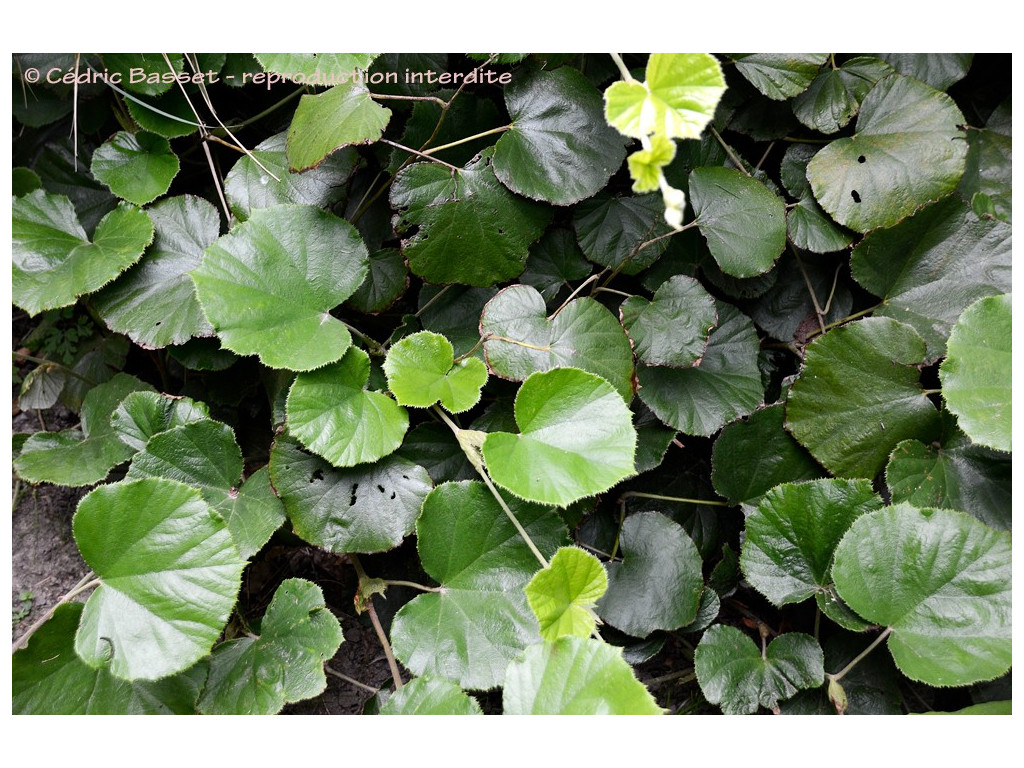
[786,317,941,478]
[740,479,883,606]
[383,330,488,413]
[493,66,626,206]
[197,579,343,715]
[689,166,787,278]
[619,274,717,368]
[390,481,567,690]
[939,294,1011,452]
[390,150,551,286]
[503,636,664,715]
[807,74,968,232]
[13,190,154,316]
[597,512,704,637]
[13,604,205,714]
[286,346,408,468]
[93,195,219,348]
[73,478,247,680]
[832,504,1012,687]
[192,204,369,371]
[269,436,431,554]
[525,546,608,641]
[90,130,179,206]
[636,300,763,437]
[481,284,635,402]
[285,82,391,172]
[482,368,637,507]
[695,625,824,715]
[380,677,483,715]
[850,196,1011,359]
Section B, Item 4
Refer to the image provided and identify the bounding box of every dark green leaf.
[731,53,828,100]
[90,131,179,206]
[347,249,408,314]
[876,53,973,90]
[958,128,1012,222]
[620,275,717,368]
[519,228,592,304]
[792,56,894,134]
[574,193,674,275]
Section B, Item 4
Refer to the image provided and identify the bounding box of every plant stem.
[710,127,751,177]
[807,303,883,339]
[371,92,448,108]
[921,389,942,396]
[382,579,442,593]
[222,86,305,132]
[381,139,461,171]
[12,573,100,652]
[550,274,599,319]
[829,626,892,683]
[452,334,486,364]
[609,53,635,82]
[644,668,697,687]
[609,498,627,561]
[325,665,379,695]
[342,321,385,357]
[791,248,827,335]
[365,600,404,691]
[414,284,452,318]
[11,351,98,386]
[619,491,730,507]
[483,334,551,352]
[419,124,512,156]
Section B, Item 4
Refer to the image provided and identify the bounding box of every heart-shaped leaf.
[636,300,763,437]
[689,166,787,278]
[792,56,895,134]
[832,504,1012,687]
[192,204,369,371]
[286,346,408,468]
[731,53,828,100]
[786,317,941,478]
[482,368,637,507]
[695,625,824,714]
[481,284,635,402]
[90,130,179,206]
[740,479,883,606]
[493,66,626,206]
[390,481,567,690]
[525,546,608,641]
[939,294,1011,453]
[13,604,205,714]
[13,190,154,316]
[384,330,488,413]
[604,53,726,140]
[503,636,664,715]
[380,677,483,715]
[111,391,210,451]
[270,436,431,554]
[807,74,968,232]
[390,150,552,287]
[93,195,219,348]
[573,192,674,275]
[73,477,247,680]
[197,579,343,715]
[597,512,705,637]
[620,274,717,368]
[285,81,391,172]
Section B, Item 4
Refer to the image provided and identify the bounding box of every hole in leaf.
[377,484,386,493]
[857,155,866,163]
[349,483,359,506]
[390,491,396,499]
[154,321,162,326]
[851,190,861,203]
[309,468,323,483]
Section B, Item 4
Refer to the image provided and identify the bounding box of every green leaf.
[286,346,408,468]
[620,274,717,368]
[482,368,637,507]
[504,636,663,714]
[779,144,855,253]
[101,53,184,96]
[111,390,211,451]
[604,53,726,140]
[391,150,552,286]
[711,403,824,505]
[197,579,343,715]
[689,166,787,278]
[958,127,1012,223]
[347,249,408,314]
[876,53,973,90]
[573,192,674,275]
[396,423,475,485]
[390,481,567,690]
[126,88,202,139]
[850,197,1011,359]
[90,131,179,206]
[598,512,704,637]
[786,317,941,478]
[380,677,483,715]
[192,204,369,371]
[695,625,824,715]
[384,331,488,413]
[126,419,284,559]
[939,294,1011,452]
[13,603,205,714]
[481,284,635,402]
[886,423,1011,531]
[418,285,497,360]
[13,190,154,316]
[741,479,883,606]
[73,478,247,680]
[627,135,677,193]
[269,436,431,554]
[14,373,154,487]
[747,252,853,342]
[494,66,626,205]
[255,53,378,80]
[921,701,1012,716]
[632,401,678,474]
[832,504,1012,687]
[807,74,968,232]
[637,300,763,437]
[13,166,42,196]
[93,195,219,348]
[792,56,895,134]
[519,228,592,304]
[285,82,390,172]
[525,547,608,641]
[731,53,828,99]
[224,131,358,219]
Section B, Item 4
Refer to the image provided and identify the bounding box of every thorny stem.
[12,573,100,652]
[829,626,893,683]
[419,124,512,156]
[349,554,404,691]
[325,665,379,695]
[619,491,730,507]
